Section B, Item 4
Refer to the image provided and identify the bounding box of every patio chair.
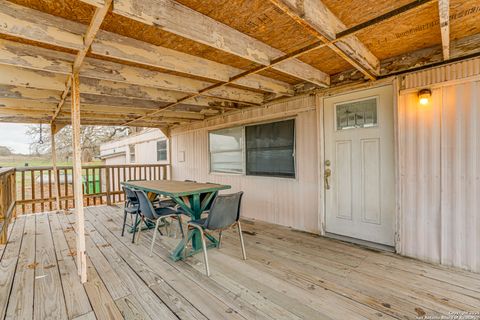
[121,186,141,243]
[134,190,185,255]
[185,191,246,276]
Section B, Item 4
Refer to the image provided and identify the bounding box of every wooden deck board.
[33,213,68,319]
[1,205,480,320]
[48,213,93,319]
[56,212,124,320]
[0,217,26,319]
[5,215,35,320]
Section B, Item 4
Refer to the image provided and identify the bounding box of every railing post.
[0,168,16,244]
[105,166,112,206]
[51,124,61,212]
[11,170,16,219]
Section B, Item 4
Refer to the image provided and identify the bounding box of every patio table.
[121,180,231,261]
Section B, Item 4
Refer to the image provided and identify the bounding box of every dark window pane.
[246,119,295,178]
[157,140,167,161]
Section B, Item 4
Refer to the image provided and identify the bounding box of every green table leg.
[169,192,219,261]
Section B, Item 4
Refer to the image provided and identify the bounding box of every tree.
[0,146,13,156]
[26,125,131,162]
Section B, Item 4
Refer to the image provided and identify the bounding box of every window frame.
[208,126,245,175]
[156,139,168,162]
[128,144,136,163]
[208,118,296,179]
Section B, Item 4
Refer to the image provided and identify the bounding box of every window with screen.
[245,119,295,178]
[209,127,244,174]
[129,145,135,163]
[157,140,167,161]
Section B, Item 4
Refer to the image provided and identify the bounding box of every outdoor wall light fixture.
[418,89,431,105]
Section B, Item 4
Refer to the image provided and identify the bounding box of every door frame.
[316,78,400,251]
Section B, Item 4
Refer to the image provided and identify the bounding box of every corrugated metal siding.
[403,58,480,89]
[398,79,480,272]
[170,95,320,233]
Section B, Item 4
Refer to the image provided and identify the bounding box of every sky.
[0,123,32,154]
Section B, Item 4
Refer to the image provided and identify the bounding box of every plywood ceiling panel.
[299,47,353,75]
[450,0,480,41]
[174,0,318,54]
[356,1,441,59]
[7,0,94,24]
[322,0,415,28]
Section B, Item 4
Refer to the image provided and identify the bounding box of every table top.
[121,180,231,197]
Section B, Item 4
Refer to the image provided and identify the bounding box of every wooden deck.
[1,206,480,320]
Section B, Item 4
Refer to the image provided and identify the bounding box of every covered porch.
[0,0,480,319]
[2,205,480,319]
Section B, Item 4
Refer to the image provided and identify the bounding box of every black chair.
[185,192,246,276]
[121,186,141,243]
[134,190,185,255]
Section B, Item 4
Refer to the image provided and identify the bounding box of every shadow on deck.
[1,205,480,319]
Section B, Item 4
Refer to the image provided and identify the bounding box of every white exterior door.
[324,85,395,246]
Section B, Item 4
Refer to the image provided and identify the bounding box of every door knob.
[324,168,331,190]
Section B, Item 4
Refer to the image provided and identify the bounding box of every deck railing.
[0,163,169,243]
[0,168,16,244]
[13,164,170,215]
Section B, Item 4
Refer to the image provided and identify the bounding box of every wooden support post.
[71,73,87,283]
[50,124,61,212]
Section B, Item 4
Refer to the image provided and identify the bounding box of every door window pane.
[336,97,377,130]
[245,119,295,178]
[209,127,244,173]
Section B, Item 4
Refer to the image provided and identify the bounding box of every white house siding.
[398,58,480,272]
[170,95,321,233]
[100,129,169,165]
[104,154,126,165]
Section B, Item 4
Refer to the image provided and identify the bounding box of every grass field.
[0,154,101,167]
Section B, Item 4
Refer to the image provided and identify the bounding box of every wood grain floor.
[1,205,480,319]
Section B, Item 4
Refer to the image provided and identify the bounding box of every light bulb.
[418,89,431,106]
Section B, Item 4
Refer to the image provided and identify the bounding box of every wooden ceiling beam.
[268,0,379,80]
[112,0,330,87]
[438,0,450,60]
[0,1,293,97]
[51,0,114,124]
[0,39,264,104]
[0,85,62,104]
[0,39,265,105]
[92,33,294,95]
[331,33,480,85]
[0,68,252,111]
[0,0,85,50]
[0,103,204,121]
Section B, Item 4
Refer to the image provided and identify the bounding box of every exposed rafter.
[91,32,294,96]
[0,66,255,111]
[51,0,113,124]
[331,33,480,85]
[267,0,379,80]
[438,0,450,60]
[111,0,330,87]
[0,1,294,100]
